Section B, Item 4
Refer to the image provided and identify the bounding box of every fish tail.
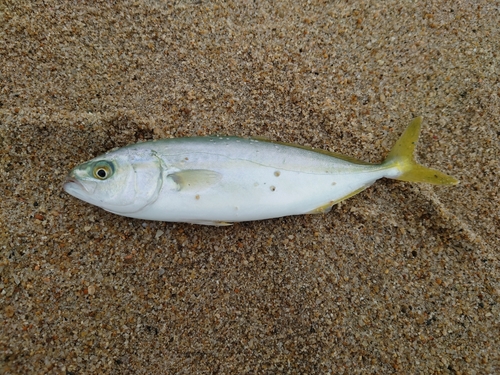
[382,117,458,185]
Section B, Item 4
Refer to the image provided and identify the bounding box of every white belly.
[126,152,393,223]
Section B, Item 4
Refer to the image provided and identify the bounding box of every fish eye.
[95,168,108,179]
[92,162,113,180]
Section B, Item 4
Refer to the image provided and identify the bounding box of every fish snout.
[63,175,87,194]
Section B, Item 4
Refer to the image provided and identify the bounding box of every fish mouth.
[63,176,87,194]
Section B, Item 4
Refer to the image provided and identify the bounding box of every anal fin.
[307,185,372,215]
[188,220,233,226]
[307,202,334,214]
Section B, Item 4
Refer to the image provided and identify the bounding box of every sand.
[1,0,499,374]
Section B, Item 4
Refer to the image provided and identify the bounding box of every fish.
[63,117,458,225]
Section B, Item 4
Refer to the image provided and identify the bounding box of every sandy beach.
[1,1,499,373]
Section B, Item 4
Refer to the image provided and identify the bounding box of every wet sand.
[1,1,499,374]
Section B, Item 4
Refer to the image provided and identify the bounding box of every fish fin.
[307,202,334,214]
[332,187,372,206]
[169,170,222,191]
[307,185,372,214]
[383,117,459,185]
[330,185,372,206]
[188,220,233,226]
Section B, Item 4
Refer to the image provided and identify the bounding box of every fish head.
[63,149,163,214]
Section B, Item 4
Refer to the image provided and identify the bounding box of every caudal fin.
[383,117,458,185]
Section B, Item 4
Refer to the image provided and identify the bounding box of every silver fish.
[63,117,457,225]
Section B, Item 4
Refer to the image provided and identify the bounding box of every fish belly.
[130,156,390,223]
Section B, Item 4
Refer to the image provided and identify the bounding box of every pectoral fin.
[168,170,222,191]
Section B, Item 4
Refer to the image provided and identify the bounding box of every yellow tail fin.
[383,117,458,185]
